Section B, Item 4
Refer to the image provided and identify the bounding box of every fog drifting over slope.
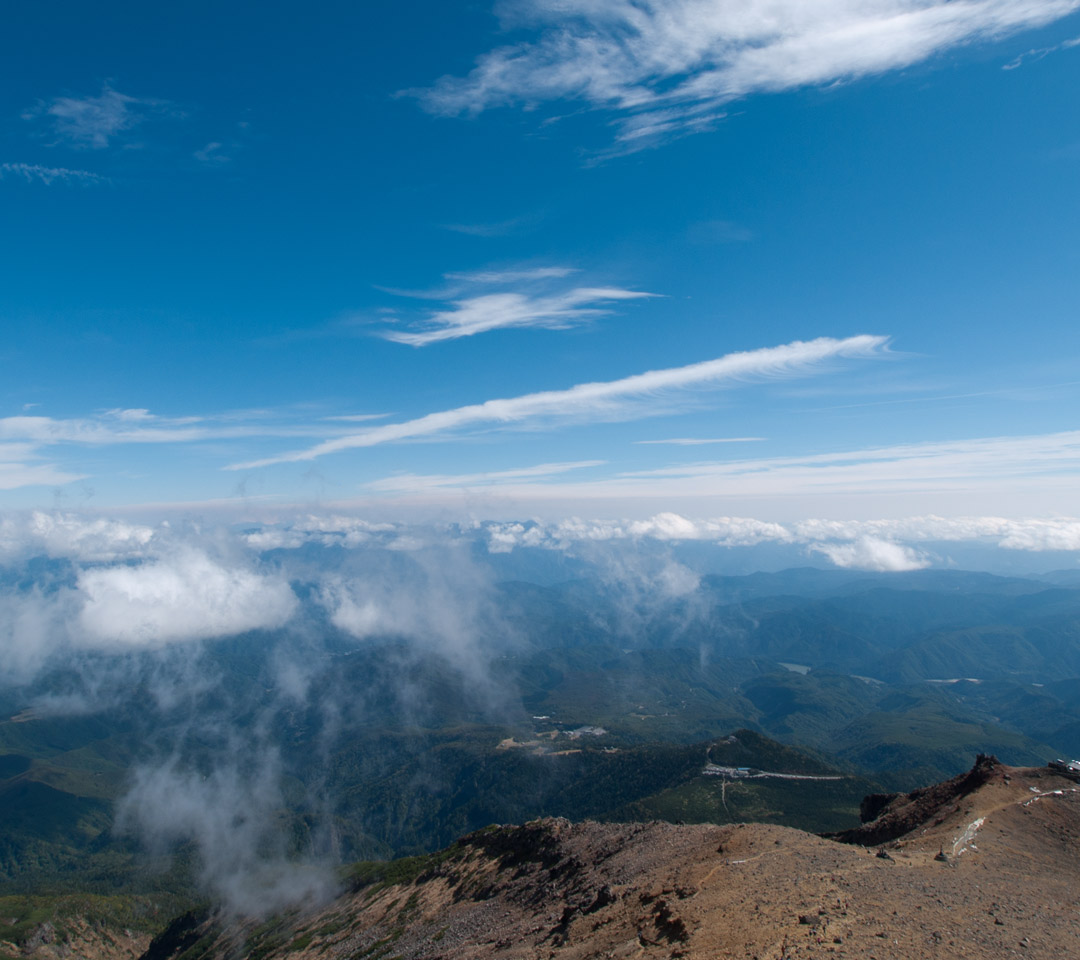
[2,507,1079,914]
[5,506,1080,680]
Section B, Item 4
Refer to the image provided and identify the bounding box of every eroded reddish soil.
[162,761,1080,960]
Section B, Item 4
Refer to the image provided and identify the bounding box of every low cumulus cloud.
[0,510,157,562]
[77,548,298,647]
[0,517,298,678]
[812,535,929,572]
[4,505,1080,915]
[481,511,1080,563]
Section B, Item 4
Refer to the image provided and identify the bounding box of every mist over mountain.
[2,509,1079,930]
[4,1,1080,953]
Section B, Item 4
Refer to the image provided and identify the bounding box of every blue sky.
[2,0,1079,520]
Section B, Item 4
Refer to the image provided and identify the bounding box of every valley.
[3,565,1080,958]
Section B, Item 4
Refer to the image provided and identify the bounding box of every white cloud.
[194,141,230,165]
[813,535,929,571]
[0,408,401,490]
[105,407,160,421]
[0,412,223,445]
[77,549,298,647]
[117,754,335,917]
[248,511,1080,556]
[0,511,157,562]
[797,515,1080,552]
[321,413,391,422]
[629,512,793,543]
[5,509,1080,690]
[0,162,107,185]
[635,436,765,445]
[444,266,579,283]
[241,514,398,551]
[25,83,164,149]
[0,589,73,682]
[484,513,794,551]
[441,216,533,237]
[365,459,605,492]
[3,414,175,445]
[420,430,1080,514]
[317,547,507,680]
[481,512,1080,560]
[1002,31,1080,67]
[230,334,888,468]
[383,285,654,346]
[615,429,1080,501]
[997,518,1080,551]
[0,459,85,490]
[415,0,1080,150]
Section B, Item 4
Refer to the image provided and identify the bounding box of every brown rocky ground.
[145,759,1080,960]
[0,915,150,960]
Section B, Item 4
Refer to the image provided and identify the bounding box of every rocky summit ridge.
[134,758,1080,960]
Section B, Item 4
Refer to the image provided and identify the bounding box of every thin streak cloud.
[444,267,578,283]
[0,162,107,186]
[635,437,765,445]
[227,334,888,469]
[441,429,1080,514]
[365,459,606,493]
[0,410,384,447]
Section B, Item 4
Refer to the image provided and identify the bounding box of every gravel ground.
[154,762,1080,960]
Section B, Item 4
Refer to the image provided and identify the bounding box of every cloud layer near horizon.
[354,429,1080,516]
[416,0,1080,149]
[3,506,1080,684]
[3,503,1079,906]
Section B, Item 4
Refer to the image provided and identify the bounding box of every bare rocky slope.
[0,915,150,960]
[140,758,1080,960]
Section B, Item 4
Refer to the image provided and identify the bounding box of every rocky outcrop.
[827,753,1002,846]
[140,761,1080,960]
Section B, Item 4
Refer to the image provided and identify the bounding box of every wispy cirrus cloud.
[441,214,538,237]
[0,411,220,446]
[0,408,370,448]
[24,82,170,149]
[0,408,383,491]
[377,265,654,345]
[635,436,765,445]
[0,162,107,186]
[444,266,578,283]
[365,459,606,493]
[412,0,1080,151]
[620,429,1080,493]
[1003,31,1080,67]
[0,444,86,491]
[384,286,654,345]
[228,334,888,468]
[435,428,1080,516]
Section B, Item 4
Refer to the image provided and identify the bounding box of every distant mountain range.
[2,565,1079,947]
